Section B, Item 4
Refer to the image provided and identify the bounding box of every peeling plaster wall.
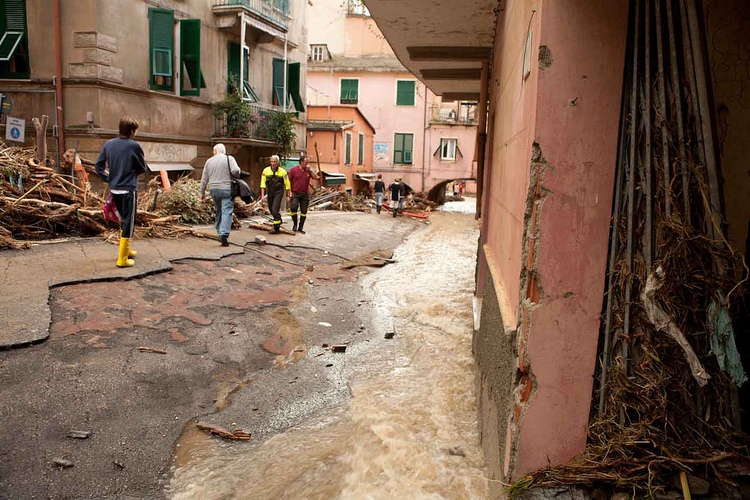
[475,0,629,483]
[704,0,750,255]
[514,0,628,475]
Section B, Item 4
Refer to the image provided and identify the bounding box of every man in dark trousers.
[373,173,385,214]
[260,155,291,234]
[286,153,319,233]
[388,178,404,218]
[95,116,147,268]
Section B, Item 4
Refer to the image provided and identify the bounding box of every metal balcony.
[428,103,477,125]
[213,101,295,142]
[213,0,289,33]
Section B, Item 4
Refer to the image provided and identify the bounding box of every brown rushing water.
[168,208,488,499]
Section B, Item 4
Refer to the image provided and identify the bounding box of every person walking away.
[260,155,291,234]
[286,153,319,233]
[200,143,241,246]
[458,181,465,197]
[373,173,385,214]
[388,178,404,218]
[95,117,147,268]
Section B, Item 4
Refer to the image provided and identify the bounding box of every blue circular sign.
[10,127,20,139]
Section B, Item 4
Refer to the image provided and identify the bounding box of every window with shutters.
[345,132,352,165]
[228,42,259,102]
[340,79,358,104]
[393,133,413,165]
[180,19,205,96]
[149,8,174,91]
[272,58,304,112]
[0,0,29,79]
[440,138,457,161]
[310,44,328,62]
[396,80,415,106]
[357,133,364,165]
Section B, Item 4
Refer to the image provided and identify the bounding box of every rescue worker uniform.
[260,165,290,233]
[287,164,316,233]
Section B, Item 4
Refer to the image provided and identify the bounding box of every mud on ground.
[0,212,421,499]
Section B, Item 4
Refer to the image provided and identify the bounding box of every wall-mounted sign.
[5,116,25,143]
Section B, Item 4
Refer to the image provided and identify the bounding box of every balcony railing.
[428,104,477,125]
[213,0,289,30]
[213,101,295,141]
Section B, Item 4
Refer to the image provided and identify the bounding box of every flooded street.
[168,207,488,499]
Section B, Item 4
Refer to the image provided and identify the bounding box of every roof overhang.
[354,173,378,180]
[364,0,497,98]
[322,171,347,185]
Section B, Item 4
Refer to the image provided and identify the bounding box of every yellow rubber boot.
[116,238,135,268]
[120,231,137,258]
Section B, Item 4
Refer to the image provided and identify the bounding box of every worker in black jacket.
[260,155,291,234]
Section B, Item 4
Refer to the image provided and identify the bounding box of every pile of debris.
[310,187,437,215]
[0,144,201,250]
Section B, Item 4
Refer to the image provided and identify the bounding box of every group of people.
[95,116,406,268]
[373,174,407,218]
[202,149,319,241]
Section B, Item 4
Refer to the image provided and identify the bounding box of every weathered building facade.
[364,0,750,497]
[0,0,309,193]
[306,104,375,193]
[305,0,477,193]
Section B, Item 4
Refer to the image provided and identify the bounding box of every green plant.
[266,110,297,161]
[212,78,253,137]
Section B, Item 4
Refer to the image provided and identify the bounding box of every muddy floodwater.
[168,208,488,499]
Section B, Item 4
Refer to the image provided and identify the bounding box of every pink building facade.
[361,0,750,498]
[306,0,476,193]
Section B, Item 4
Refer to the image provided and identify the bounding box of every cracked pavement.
[0,211,421,499]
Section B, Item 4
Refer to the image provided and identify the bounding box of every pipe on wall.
[54,0,65,167]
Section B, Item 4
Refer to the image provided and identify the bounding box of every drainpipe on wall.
[53,0,65,168]
[240,13,246,90]
[283,34,288,110]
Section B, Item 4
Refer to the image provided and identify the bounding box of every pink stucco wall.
[344,16,394,57]
[517,0,629,474]
[482,0,540,331]
[308,70,431,189]
[480,0,629,477]
[425,125,477,191]
[307,105,375,192]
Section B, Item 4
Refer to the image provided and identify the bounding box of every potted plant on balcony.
[266,110,296,161]
[212,79,253,138]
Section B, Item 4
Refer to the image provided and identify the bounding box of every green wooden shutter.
[345,133,352,165]
[403,134,413,163]
[0,0,26,63]
[393,133,404,164]
[5,0,25,31]
[149,8,174,90]
[180,19,201,96]
[340,79,358,103]
[287,62,305,112]
[358,133,364,165]
[396,80,415,106]
[273,57,286,106]
[227,42,241,90]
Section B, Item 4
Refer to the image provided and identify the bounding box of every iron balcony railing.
[213,0,290,30]
[214,100,294,141]
[428,104,477,125]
